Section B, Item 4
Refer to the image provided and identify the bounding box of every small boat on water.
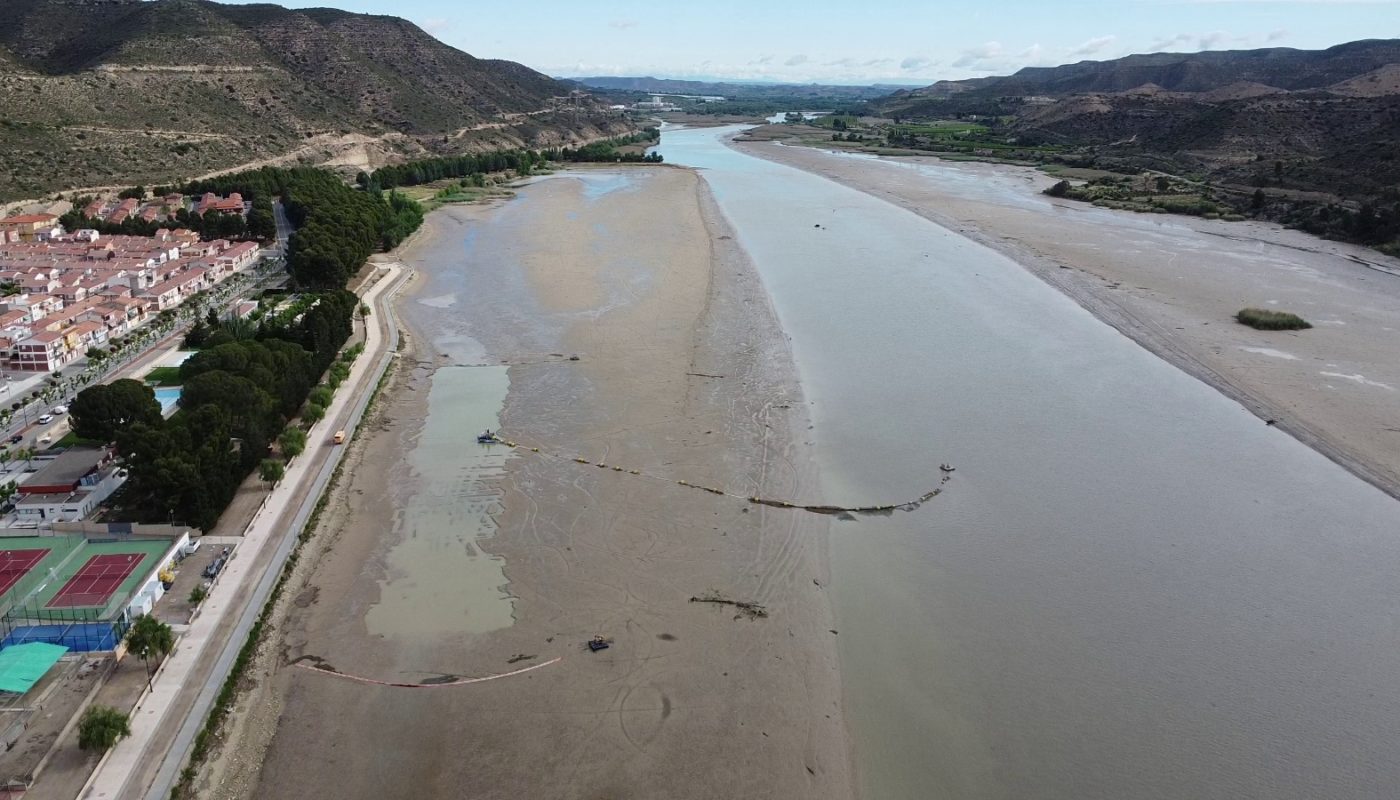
[477,429,496,444]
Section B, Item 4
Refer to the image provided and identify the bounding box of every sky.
[234,0,1400,84]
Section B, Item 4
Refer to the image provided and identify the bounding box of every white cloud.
[952,41,1003,68]
[609,19,638,30]
[785,54,809,66]
[1198,30,1229,49]
[1068,35,1118,57]
[900,56,934,70]
[1150,32,1195,51]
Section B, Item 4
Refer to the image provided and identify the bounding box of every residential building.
[0,214,59,242]
[14,447,126,522]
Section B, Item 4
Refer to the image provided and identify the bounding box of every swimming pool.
[154,386,180,416]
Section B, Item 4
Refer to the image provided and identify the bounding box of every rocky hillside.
[0,0,632,201]
[889,40,1400,107]
[881,40,1400,199]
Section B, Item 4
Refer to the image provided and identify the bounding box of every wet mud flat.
[224,167,856,800]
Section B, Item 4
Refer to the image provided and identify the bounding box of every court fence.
[0,602,129,652]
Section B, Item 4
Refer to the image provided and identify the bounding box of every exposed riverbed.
[229,166,852,800]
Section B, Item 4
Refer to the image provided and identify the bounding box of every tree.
[279,427,306,459]
[301,403,325,424]
[126,614,175,690]
[70,379,162,442]
[1252,189,1266,210]
[259,458,285,486]
[78,705,131,752]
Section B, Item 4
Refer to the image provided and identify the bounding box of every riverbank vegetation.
[359,129,664,196]
[1043,176,1239,220]
[1236,308,1313,330]
[774,113,1400,255]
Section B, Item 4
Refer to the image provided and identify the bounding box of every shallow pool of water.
[364,365,516,639]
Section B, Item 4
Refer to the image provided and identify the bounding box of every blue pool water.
[154,387,180,416]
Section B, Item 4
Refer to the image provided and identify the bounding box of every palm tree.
[126,614,175,691]
[78,705,131,752]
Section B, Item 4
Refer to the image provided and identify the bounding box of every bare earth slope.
[0,0,632,199]
[880,40,1400,199]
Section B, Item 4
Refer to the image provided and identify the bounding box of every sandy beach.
[199,166,855,799]
[737,140,1400,501]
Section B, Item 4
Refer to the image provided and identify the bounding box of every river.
[664,126,1400,800]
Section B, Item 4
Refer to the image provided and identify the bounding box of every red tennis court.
[0,549,49,596]
[46,553,145,608]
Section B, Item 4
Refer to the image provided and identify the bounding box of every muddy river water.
[664,126,1400,800]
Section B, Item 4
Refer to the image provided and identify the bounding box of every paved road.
[77,262,409,800]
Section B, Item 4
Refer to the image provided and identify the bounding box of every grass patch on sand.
[1236,308,1312,330]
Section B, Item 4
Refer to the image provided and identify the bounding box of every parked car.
[37,434,51,445]
[36,414,52,424]
[7,434,21,445]
[51,405,67,415]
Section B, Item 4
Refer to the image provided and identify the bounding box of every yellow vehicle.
[332,430,346,445]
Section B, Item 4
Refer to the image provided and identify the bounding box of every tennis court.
[45,553,146,609]
[0,549,49,597]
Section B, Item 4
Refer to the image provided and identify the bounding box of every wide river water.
[663,126,1400,800]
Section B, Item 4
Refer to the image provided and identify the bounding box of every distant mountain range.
[573,76,898,100]
[881,40,1400,198]
[892,39,1400,102]
[0,0,632,201]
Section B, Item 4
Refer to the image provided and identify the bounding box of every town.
[0,211,258,375]
[0,169,394,796]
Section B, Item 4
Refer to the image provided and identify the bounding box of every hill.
[0,0,633,201]
[879,40,1400,201]
[573,76,898,100]
[888,40,1400,109]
